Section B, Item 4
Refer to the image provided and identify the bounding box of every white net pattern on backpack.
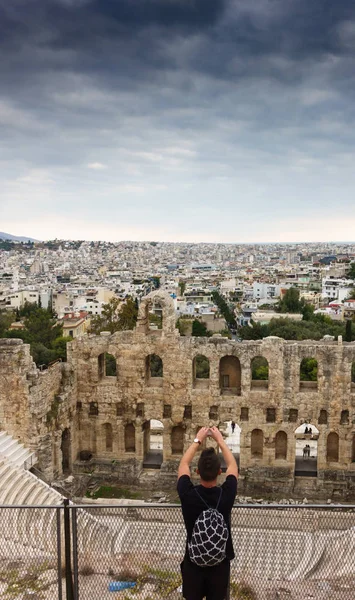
[188,500,229,567]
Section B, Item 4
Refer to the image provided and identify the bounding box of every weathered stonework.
[1,290,355,499]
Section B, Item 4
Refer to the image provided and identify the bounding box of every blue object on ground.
[108,581,136,592]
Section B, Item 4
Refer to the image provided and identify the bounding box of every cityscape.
[1,234,355,344]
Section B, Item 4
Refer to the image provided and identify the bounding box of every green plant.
[0,562,52,598]
[230,580,256,599]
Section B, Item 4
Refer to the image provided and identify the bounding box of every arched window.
[143,420,163,467]
[220,356,241,396]
[275,431,287,460]
[300,357,318,390]
[146,354,163,377]
[149,301,163,330]
[89,402,98,416]
[102,423,113,452]
[125,423,135,452]
[105,353,117,377]
[352,362,355,390]
[209,405,219,420]
[251,356,269,390]
[136,403,144,418]
[163,404,172,418]
[327,432,339,462]
[318,409,328,425]
[340,410,349,425]
[171,426,184,455]
[193,355,210,389]
[352,434,355,463]
[251,429,263,458]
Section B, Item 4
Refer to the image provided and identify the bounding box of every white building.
[252,282,281,301]
[321,278,354,302]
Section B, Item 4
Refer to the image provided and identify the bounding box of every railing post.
[56,508,63,600]
[72,507,79,600]
[63,499,74,600]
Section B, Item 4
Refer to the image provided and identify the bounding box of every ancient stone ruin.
[1,290,355,499]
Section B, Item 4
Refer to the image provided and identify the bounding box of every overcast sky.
[1,0,355,243]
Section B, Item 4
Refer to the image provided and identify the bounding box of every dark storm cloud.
[1,0,355,88]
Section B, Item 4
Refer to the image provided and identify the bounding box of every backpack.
[188,487,229,567]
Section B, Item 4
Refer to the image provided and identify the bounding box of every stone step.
[0,431,37,469]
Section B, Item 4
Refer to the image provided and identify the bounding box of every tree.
[179,281,186,296]
[24,308,62,346]
[302,303,315,321]
[345,319,353,342]
[89,297,138,334]
[51,336,72,361]
[211,291,237,328]
[0,310,15,337]
[192,320,209,337]
[278,288,303,313]
[347,288,355,300]
[105,353,117,376]
[251,357,269,380]
[346,263,355,280]
[300,358,318,381]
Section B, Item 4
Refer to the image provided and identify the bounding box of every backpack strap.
[194,487,222,510]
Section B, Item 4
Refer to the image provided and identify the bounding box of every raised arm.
[209,426,239,479]
[178,427,210,479]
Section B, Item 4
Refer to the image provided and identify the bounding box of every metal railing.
[1,502,355,599]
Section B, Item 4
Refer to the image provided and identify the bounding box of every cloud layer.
[1,0,355,241]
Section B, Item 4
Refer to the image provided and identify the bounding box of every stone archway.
[143,419,163,468]
[294,423,319,476]
[222,420,241,469]
[219,356,241,395]
[61,428,70,473]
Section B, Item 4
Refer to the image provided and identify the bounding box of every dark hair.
[198,448,221,482]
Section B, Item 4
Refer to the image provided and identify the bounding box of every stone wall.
[1,291,355,498]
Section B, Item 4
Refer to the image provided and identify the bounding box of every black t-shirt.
[177,474,237,562]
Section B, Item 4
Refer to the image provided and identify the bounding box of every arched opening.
[340,410,349,425]
[222,420,241,470]
[294,423,319,476]
[193,355,210,389]
[209,405,219,421]
[318,409,328,425]
[125,423,136,453]
[251,356,269,390]
[352,362,355,391]
[163,404,172,418]
[219,356,241,396]
[61,428,70,473]
[146,354,163,387]
[251,429,263,458]
[102,423,113,452]
[171,425,184,454]
[352,434,355,463]
[149,301,163,330]
[89,402,98,416]
[143,419,163,468]
[300,357,318,391]
[275,431,287,460]
[327,432,339,462]
[105,353,117,377]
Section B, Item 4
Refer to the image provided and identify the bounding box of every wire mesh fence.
[1,503,355,599]
[0,505,63,600]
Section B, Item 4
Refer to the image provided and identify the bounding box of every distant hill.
[0,232,39,242]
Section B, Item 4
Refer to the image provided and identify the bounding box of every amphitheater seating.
[0,431,37,468]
